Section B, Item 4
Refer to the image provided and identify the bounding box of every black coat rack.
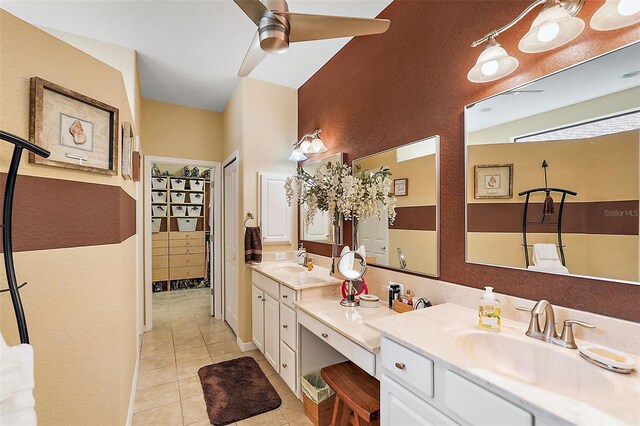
[1,130,50,344]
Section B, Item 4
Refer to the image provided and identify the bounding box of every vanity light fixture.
[289,128,326,161]
[591,0,640,31]
[519,3,585,53]
[467,37,520,83]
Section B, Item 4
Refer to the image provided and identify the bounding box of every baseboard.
[236,336,257,352]
[126,345,141,426]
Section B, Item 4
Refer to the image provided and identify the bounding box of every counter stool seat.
[320,361,380,426]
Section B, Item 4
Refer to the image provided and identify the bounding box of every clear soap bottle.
[478,286,501,331]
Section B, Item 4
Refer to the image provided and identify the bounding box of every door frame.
[143,155,221,331]
[221,151,239,328]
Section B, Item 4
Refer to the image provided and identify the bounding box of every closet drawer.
[298,310,375,376]
[152,247,169,256]
[280,303,296,349]
[170,245,205,255]
[152,240,169,248]
[152,232,168,241]
[381,337,434,400]
[152,255,169,269]
[280,341,297,393]
[152,268,168,281]
[169,238,203,247]
[280,284,296,308]
[170,266,205,280]
[170,231,205,240]
[171,254,205,267]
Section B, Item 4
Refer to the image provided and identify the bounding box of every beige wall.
[0,11,138,425]
[141,99,223,161]
[222,78,297,343]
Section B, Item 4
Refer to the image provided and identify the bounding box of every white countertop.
[296,298,398,352]
[367,303,640,426]
[249,262,342,290]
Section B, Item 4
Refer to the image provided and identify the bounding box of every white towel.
[531,243,569,274]
[0,333,36,426]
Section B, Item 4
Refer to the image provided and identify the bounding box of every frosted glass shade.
[591,0,640,31]
[288,148,307,161]
[309,137,328,153]
[467,41,519,83]
[299,139,312,153]
[519,5,585,53]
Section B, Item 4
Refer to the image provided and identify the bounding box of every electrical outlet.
[275,252,286,261]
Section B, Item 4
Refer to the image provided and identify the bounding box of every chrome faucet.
[297,251,309,267]
[517,300,595,349]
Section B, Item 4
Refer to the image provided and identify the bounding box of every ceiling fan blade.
[283,13,390,43]
[238,31,267,77]
[234,0,269,26]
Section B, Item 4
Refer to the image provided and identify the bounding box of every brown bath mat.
[198,356,281,425]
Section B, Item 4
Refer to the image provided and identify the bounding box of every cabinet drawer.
[443,370,532,426]
[381,337,434,400]
[298,310,375,376]
[152,247,169,256]
[280,303,296,349]
[170,266,205,280]
[152,268,168,281]
[152,240,168,248]
[169,238,203,247]
[170,244,205,255]
[169,231,205,240]
[152,232,168,241]
[170,254,205,267]
[252,271,279,299]
[381,375,456,426]
[280,284,296,308]
[280,341,297,393]
[152,255,169,269]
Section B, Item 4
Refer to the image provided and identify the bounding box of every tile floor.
[133,288,313,426]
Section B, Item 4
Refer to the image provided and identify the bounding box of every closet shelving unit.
[151,175,207,291]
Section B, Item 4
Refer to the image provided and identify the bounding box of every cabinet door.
[381,375,456,426]
[251,285,264,353]
[280,341,296,394]
[263,293,280,371]
[259,172,292,244]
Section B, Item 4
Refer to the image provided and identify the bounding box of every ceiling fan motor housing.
[259,14,290,54]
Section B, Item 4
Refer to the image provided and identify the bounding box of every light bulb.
[481,60,499,76]
[618,0,640,16]
[537,22,560,42]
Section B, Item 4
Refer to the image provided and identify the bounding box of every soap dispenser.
[296,243,306,266]
[478,286,501,331]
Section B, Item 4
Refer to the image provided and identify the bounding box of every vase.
[329,215,342,277]
[352,217,359,249]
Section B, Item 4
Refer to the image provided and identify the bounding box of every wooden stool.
[321,361,380,426]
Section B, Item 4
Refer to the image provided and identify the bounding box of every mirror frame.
[299,152,344,246]
[352,135,440,278]
[463,42,640,286]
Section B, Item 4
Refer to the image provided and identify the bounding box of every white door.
[381,376,456,426]
[223,160,239,335]
[251,285,265,353]
[359,203,389,264]
[263,293,280,371]
[260,173,292,244]
[208,169,215,316]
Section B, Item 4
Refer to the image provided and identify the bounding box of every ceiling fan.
[234,0,390,77]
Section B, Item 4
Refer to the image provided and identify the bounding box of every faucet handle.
[557,319,596,349]
[515,306,531,312]
[516,306,542,335]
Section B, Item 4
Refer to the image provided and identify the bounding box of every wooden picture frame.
[474,164,513,199]
[394,178,408,196]
[29,77,119,175]
[121,122,134,179]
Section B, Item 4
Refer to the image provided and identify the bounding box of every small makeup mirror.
[338,251,367,307]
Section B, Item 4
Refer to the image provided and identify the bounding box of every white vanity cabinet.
[251,284,279,370]
[380,337,534,426]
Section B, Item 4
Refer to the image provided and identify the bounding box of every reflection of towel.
[0,333,36,426]
[244,227,262,264]
[531,243,568,274]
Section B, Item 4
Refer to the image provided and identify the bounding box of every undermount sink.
[264,265,306,274]
[455,330,615,399]
[296,276,327,285]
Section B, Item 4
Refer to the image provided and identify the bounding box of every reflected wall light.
[467,0,638,83]
[591,0,640,30]
[289,129,327,161]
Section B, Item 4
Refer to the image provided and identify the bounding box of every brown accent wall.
[0,173,136,253]
[298,0,640,321]
[390,205,437,231]
[468,201,639,235]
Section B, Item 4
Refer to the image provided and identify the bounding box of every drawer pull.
[257,296,262,299]
[283,294,288,298]
[282,324,288,329]
[321,333,328,338]
[282,363,287,368]
[395,362,406,370]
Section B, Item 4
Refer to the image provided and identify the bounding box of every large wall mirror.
[353,136,440,277]
[299,153,343,244]
[465,42,639,284]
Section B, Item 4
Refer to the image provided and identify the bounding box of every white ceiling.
[1,0,392,112]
